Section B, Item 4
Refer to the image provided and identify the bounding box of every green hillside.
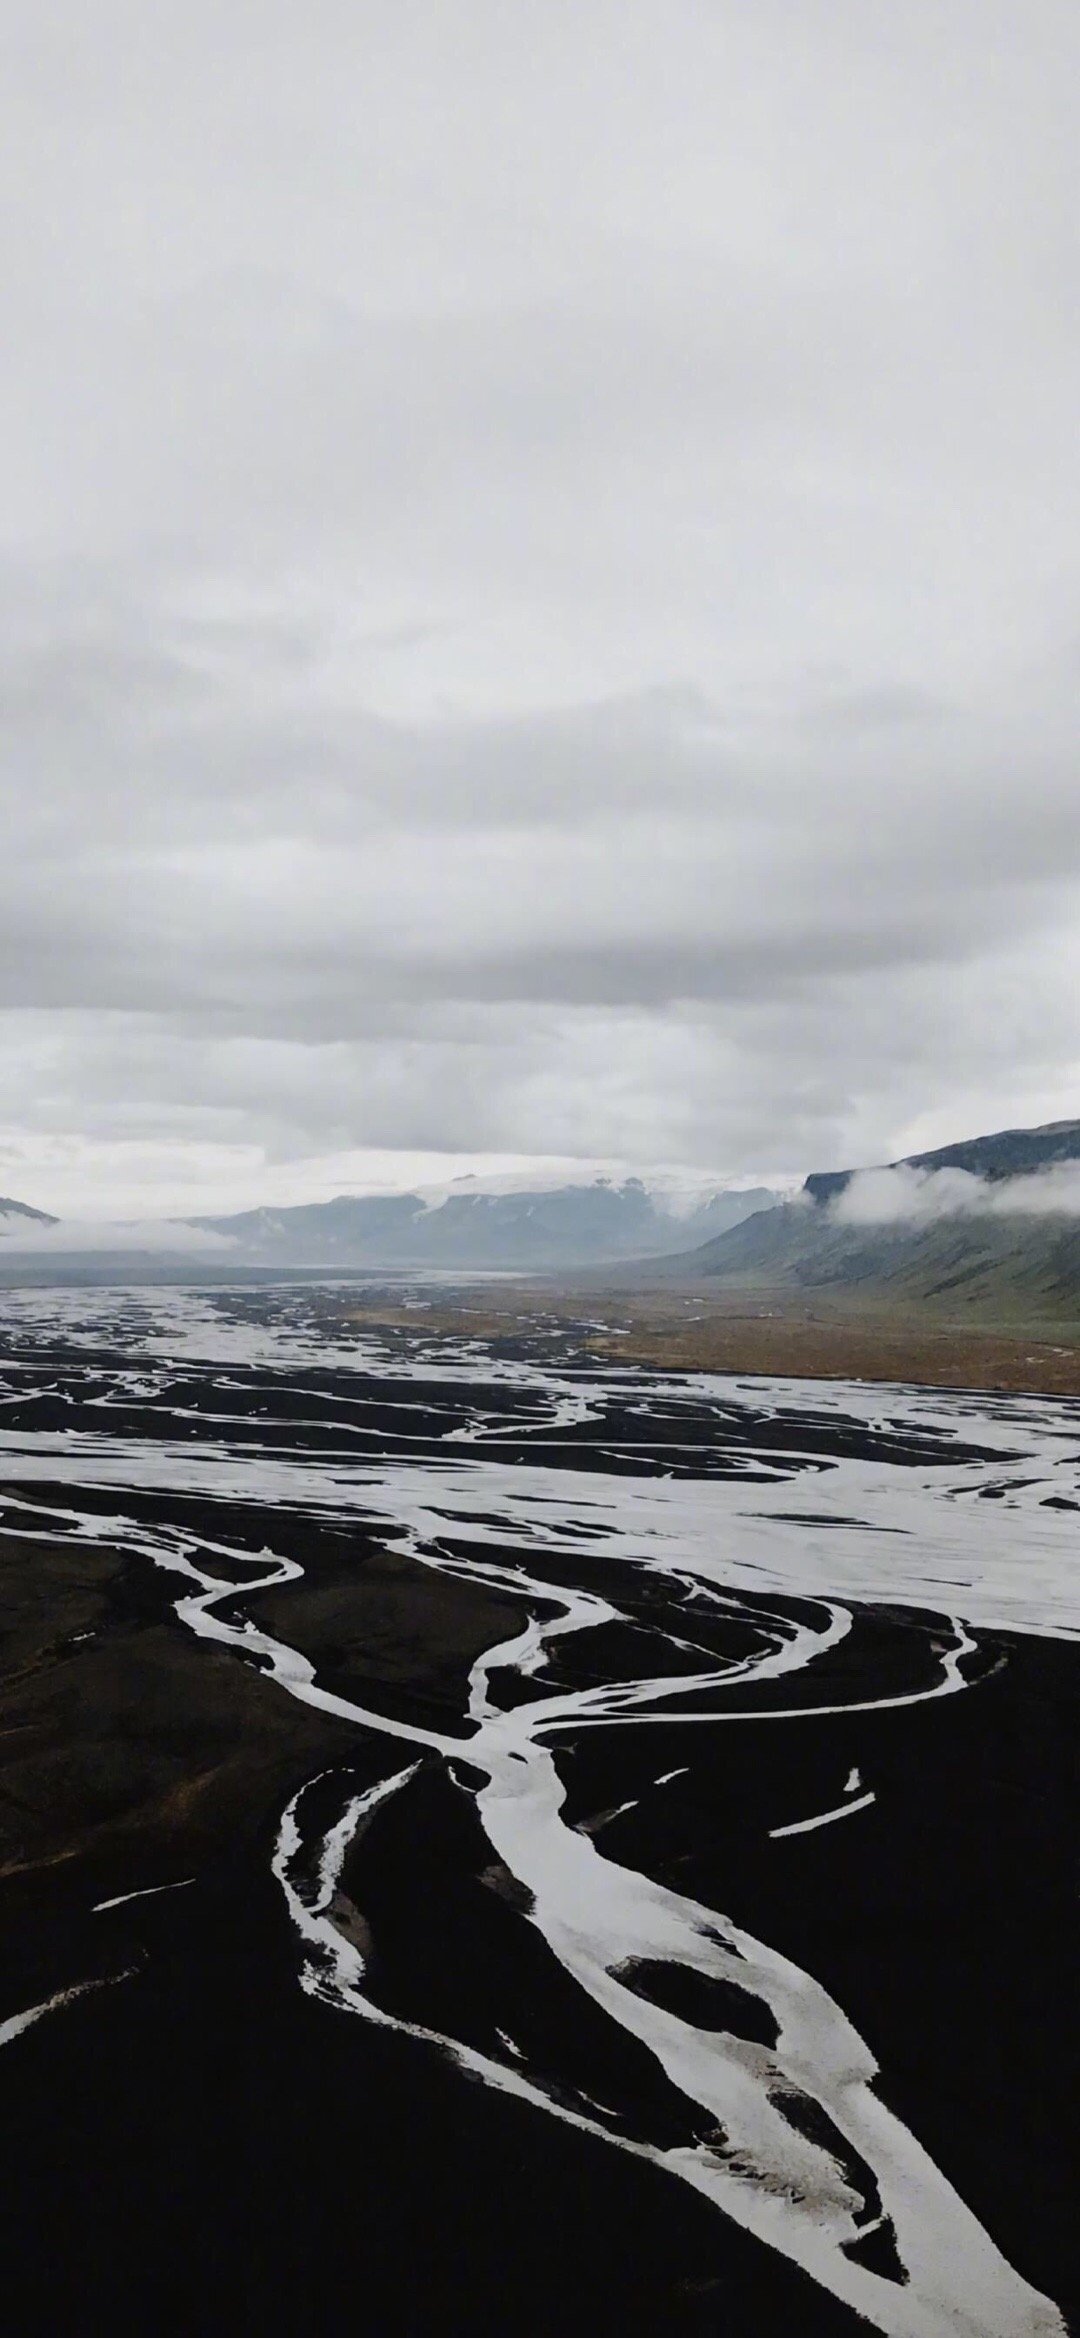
[640,1117,1080,1323]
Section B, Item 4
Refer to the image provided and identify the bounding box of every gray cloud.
[833,1162,1080,1226]
[1,2,1078,1213]
[0,1212,232,1254]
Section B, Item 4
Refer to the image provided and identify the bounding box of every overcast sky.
[2,0,1078,1217]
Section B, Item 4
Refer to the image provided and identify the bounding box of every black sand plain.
[0,1289,1075,2336]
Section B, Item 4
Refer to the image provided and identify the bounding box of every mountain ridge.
[0,1196,57,1225]
[633,1117,1080,1319]
[804,1116,1080,1206]
[187,1176,780,1269]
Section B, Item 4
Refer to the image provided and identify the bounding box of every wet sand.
[3,1550,1074,2335]
[0,1525,520,1897]
[0,1286,1075,2335]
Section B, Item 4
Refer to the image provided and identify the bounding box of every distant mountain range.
[3,1117,1078,1315]
[188,1178,779,1269]
[640,1119,1080,1320]
[0,1176,780,1278]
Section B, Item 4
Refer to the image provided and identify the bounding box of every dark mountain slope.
[670,1206,1080,1315]
[632,1118,1080,1321]
[0,1197,57,1226]
[805,1117,1080,1205]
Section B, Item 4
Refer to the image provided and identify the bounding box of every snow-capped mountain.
[189,1175,780,1269]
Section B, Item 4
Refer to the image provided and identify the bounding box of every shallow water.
[0,1283,1075,2336]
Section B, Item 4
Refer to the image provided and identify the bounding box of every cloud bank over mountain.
[2,2,1079,1212]
[833,1163,1080,1227]
[0,1216,233,1255]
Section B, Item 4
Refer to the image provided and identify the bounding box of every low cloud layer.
[0,1214,234,1255]
[833,1163,1080,1228]
[2,4,1079,1212]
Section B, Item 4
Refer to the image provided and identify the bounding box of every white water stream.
[0,1284,1074,2334]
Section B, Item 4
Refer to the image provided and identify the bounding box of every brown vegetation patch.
[343,1286,1080,1395]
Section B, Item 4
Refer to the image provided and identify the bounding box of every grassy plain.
[343,1283,1080,1395]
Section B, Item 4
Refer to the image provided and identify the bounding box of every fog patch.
[0,1216,236,1255]
[833,1163,1080,1227]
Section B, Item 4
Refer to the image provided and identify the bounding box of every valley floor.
[1,1288,1075,2334]
[342,1284,1080,1394]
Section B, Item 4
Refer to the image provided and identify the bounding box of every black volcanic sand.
[1,1619,1075,2335]
[0,1517,521,1897]
[0,1333,1076,2335]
